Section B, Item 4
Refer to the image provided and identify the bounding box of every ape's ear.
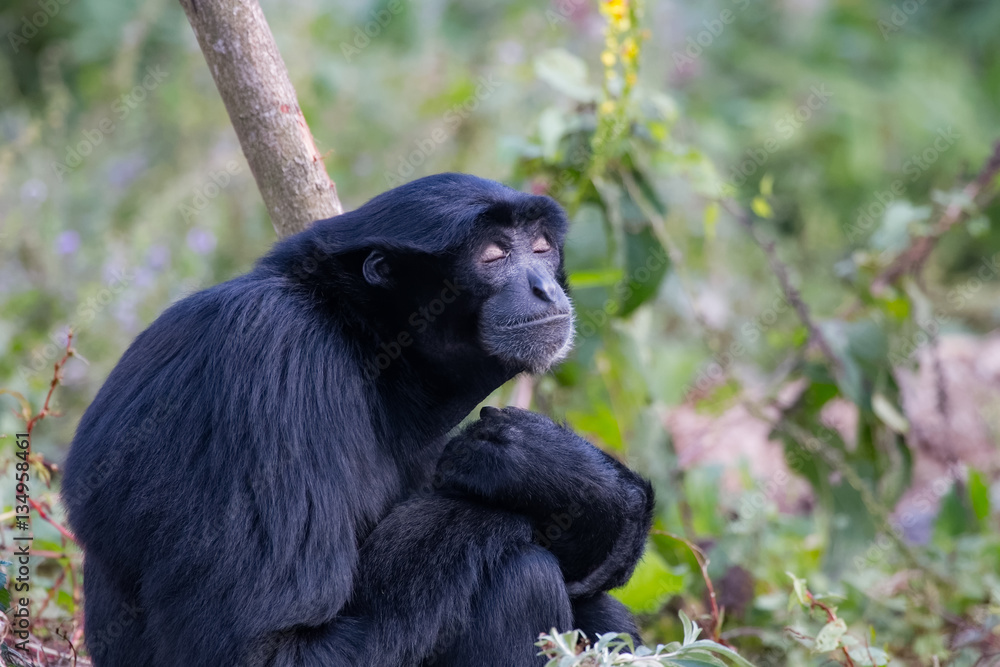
[362,250,392,288]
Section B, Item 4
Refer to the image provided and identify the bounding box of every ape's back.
[62,273,395,665]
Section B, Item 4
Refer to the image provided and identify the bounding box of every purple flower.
[186,228,217,255]
[56,230,81,255]
[147,244,171,270]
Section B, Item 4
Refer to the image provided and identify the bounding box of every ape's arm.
[434,407,654,598]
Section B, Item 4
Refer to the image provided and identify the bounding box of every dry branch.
[724,201,846,383]
[178,0,343,238]
[871,140,1000,294]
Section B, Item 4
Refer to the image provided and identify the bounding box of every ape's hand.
[435,406,654,597]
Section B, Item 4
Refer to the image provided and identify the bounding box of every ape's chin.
[482,313,575,374]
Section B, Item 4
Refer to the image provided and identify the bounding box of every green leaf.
[679,609,700,644]
[751,196,773,218]
[870,202,930,252]
[613,549,685,614]
[871,393,909,434]
[568,269,625,289]
[566,403,623,451]
[646,90,680,125]
[703,202,719,241]
[0,388,33,422]
[538,107,567,161]
[534,49,599,103]
[969,469,990,520]
[56,589,75,613]
[681,641,758,667]
[787,571,809,608]
[813,618,847,653]
[759,173,774,197]
[967,215,990,237]
[846,645,890,666]
[819,319,889,407]
[933,484,970,539]
[565,204,614,277]
[619,225,669,316]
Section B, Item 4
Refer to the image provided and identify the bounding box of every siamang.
[62,173,653,667]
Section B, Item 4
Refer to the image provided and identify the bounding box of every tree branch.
[723,201,845,383]
[871,139,1000,294]
[178,0,343,238]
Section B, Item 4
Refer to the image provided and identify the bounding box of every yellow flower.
[601,50,617,67]
[600,100,616,115]
[602,0,627,14]
[601,0,629,22]
[622,38,639,63]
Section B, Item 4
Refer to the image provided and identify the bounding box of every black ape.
[62,173,653,667]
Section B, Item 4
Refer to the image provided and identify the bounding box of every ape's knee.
[572,593,639,641]
[428,547,571,666]
[490,547,573,631]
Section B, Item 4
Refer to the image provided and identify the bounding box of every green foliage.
[0,560,11,612]
[537,612,755,666]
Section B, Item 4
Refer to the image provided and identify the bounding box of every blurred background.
[1,0,999,664]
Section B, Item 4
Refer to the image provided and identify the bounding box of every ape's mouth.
[481,311,575,374]
[501,313,571,330]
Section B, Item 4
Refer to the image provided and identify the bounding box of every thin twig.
[53,627,79,667]
[655,530,727,644]
[25,331,75,436]
[723,201,845,383]
[805,592,855,667]
[872,140,1000,294]
[28,499,77,545]
[33,566,68,630]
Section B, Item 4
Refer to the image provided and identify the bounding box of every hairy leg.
[572,593,640,643]
[341,497,573,667]
[81,559,148,667]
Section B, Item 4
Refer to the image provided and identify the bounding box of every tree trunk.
[178,0,343,238]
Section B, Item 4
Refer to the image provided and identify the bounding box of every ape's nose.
[527,267,560,303]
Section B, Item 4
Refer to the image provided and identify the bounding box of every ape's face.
[472,224,574,374]
[361,219,574,376]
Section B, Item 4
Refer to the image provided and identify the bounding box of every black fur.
[62,173,653,667]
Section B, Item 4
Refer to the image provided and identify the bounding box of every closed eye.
[532,236,551,253]
[481,243,508,263]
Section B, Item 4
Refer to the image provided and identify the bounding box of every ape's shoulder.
[69,273,356,460]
